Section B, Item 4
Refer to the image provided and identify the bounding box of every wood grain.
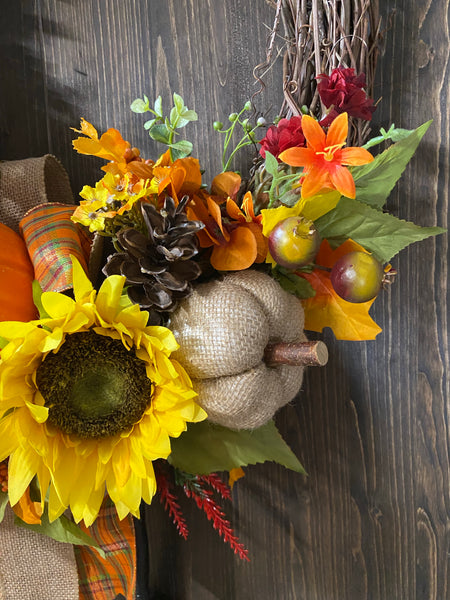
[0,1,448,599]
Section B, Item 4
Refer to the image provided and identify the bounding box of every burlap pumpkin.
[169,269,307,430]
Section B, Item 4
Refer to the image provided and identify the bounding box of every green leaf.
[169,139,193,160]
[148,123,171,144]
[352,120,433,208]
[272,268,316,298]
[264,150,279,177]
[315,197,446,263]
[169,105,178,127]
[173,92,185,113]
[144,118,156,130]
[153,96,163,117]
[130,97,149,114]
[32,280,49,319]
[363,124,415,150]
[15,511,106,557]
[169,420,306,475]
[0,336,9,349]
[180,109,198,122]
[0,492,9,523]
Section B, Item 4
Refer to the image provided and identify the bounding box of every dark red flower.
[317,68,376,124]
[259,116,306,160]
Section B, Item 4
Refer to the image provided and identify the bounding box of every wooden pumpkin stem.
[264,341,328,367]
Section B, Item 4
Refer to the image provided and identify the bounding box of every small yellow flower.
[0,259,206,526]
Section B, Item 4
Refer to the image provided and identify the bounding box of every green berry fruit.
[269,216,321,269]
[330,251,384,303]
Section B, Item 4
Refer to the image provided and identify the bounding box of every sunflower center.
[36,330,152,439]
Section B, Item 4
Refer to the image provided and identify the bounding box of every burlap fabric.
[0,155,73,232]
[0,156,79,599]
[0,507,79,600]
[169,270,306,429]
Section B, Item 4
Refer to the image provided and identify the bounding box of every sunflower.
[0,258,206,526]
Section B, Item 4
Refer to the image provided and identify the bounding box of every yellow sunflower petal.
[25,399,49,424]
[0,321,37,342]
[41,291,75,319]
[48,483,68,522]
[96,275,126,323]
[111,439,132,488]
[0,415,18,461]
[8,446,41,506]
[38,328,64,353]
[69,457,105,525]
[141,461,157,505]
[71,255,94,301]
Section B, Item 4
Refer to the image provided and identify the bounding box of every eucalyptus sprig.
[131,92,198,160]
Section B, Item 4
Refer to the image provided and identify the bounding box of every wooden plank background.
[0,1,448,599]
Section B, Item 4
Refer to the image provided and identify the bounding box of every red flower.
[259,116,306,159]
[317,68,376,125]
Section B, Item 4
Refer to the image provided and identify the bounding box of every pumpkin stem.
[264,341,328,367]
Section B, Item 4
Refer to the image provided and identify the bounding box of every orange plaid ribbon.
[75,499,137,600]
[19,202,90,292]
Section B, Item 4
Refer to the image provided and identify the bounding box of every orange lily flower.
[187,193,262,271]
[279,112,373,199]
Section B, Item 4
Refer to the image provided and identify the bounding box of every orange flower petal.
[210,226,257,271]
[155,149,173,167]
[186,197,226,246]
[226,198,245,222]
[13,489,43,525]
[206,196,229,241]
[329,165,355,198]
[126,160,155,180]
[241,192,257,221]
[301,115,326,151]
[339,147,374,166]
[71,118,99,140]
[279,146,315,167]
[301,165,330,198]
[211,171,241,201]
[175,157,202,195]
[326,112,348,147]
[245,221,268,262]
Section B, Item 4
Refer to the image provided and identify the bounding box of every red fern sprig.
[183,478,250,561]
[155,466,189,540]
[200,473,232,500]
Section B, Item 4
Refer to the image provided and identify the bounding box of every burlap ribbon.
[0,507,79,600]
[0,155,73,232]
[0,155,80,600]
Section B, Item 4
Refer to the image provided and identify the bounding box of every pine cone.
[103,196,204,317]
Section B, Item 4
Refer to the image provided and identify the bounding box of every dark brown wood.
[264,341,329,367]
[0,1,448,599]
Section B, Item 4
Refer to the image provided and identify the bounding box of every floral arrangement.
[0,4,446,595]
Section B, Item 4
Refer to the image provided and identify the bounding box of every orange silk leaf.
[301,239,382,340]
